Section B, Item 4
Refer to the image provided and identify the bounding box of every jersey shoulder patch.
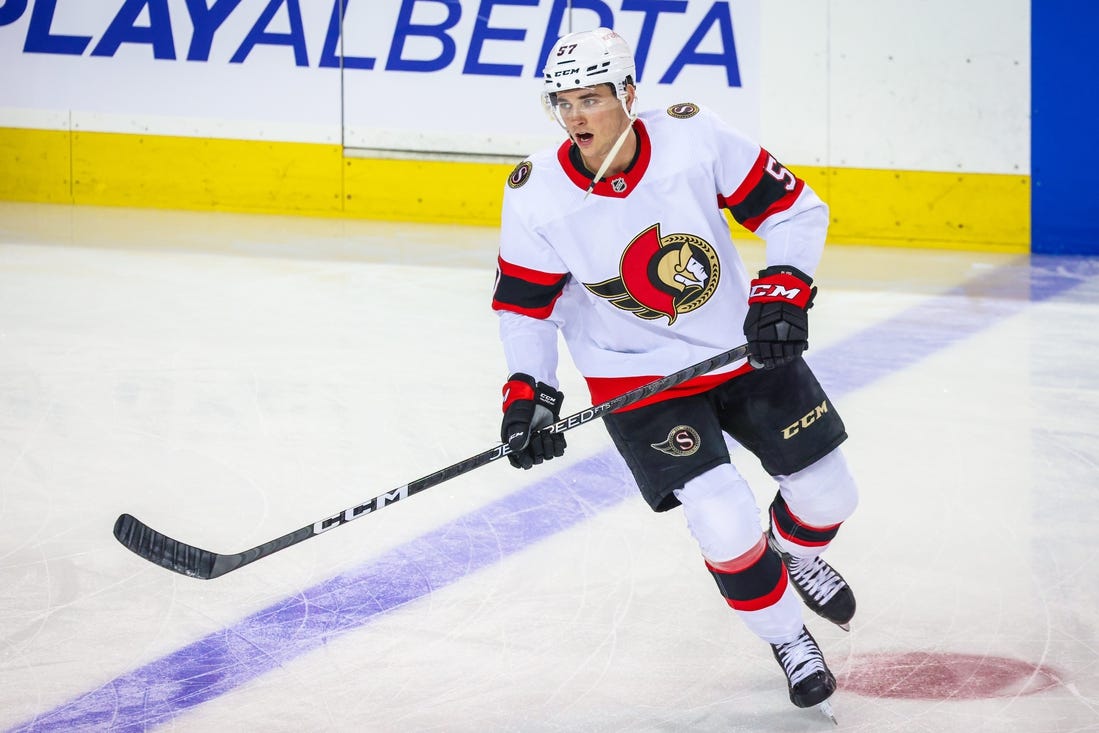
[666,102,700,119]
[507,160,533,189]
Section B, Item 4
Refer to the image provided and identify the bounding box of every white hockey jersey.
[492,103,829,410]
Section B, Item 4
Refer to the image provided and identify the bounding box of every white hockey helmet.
[542,27,636,101]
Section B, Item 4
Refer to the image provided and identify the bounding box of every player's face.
[552,85,632,162]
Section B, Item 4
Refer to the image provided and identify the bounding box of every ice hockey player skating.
[491,27,860,724]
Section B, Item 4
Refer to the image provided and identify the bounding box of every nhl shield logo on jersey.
[583,224,720,324]
[651,425,702,457]
[667,102,700,119]
[507,160,533,189]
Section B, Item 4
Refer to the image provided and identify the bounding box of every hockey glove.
[743,265,817,370]
[501,373,566,470]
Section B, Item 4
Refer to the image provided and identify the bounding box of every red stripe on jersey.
[585,362,753,412]
[491,294,562,320]
[490,298,559,319]
[726,567,788,612]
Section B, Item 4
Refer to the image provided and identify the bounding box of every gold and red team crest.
[584,224,720,324]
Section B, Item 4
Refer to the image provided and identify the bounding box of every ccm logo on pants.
[782,401,829,440]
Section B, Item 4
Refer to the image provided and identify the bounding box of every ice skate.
[769,530,856,631]
[771,625,837,723]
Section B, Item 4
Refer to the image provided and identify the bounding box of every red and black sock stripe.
[770,493,841,549]
[706,540,788,612]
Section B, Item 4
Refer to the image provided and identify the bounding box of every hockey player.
[491,27,858,721]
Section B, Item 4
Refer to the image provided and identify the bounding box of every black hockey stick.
[113,342,751,579]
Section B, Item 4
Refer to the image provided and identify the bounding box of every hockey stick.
[113,343,751,579]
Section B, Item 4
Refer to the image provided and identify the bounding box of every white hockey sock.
[734,581,805,645]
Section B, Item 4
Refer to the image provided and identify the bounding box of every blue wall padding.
[1032,1,1099,255]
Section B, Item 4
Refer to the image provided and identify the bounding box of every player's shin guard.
[707,540,836,716]
[706,537,803,643]
[769,493,855,629]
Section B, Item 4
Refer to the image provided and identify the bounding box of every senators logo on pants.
[584,224,720,324]
[651,425,702,457]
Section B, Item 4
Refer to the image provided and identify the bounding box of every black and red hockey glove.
[500,373,566,469]
[743,265,817,370]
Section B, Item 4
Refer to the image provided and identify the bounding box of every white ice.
[1,202,1097,732]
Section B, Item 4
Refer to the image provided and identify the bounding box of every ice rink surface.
[1,201,1097,732]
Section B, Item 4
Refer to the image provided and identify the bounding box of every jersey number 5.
[765,156,797,191]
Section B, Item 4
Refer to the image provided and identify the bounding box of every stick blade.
[113,513,219,580]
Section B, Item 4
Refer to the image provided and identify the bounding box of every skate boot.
[771,625,838,724]
[769,530,856,630]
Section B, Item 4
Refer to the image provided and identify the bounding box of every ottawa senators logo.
[651,425,702,457]
[667,102,699,119]
[507,160,532,189]
[583,224,720,324]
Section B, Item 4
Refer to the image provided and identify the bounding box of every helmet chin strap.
[585,95,638,198]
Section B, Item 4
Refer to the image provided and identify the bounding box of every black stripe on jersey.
[722,150,805,232]
[706,548,787,611]
[770,492,841,548]
[492,261,569,319]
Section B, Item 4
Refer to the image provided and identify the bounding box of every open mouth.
[574,132,594,144]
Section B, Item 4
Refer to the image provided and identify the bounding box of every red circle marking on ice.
[839,652,1061,700]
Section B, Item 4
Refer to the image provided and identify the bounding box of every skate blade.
[837,622,850,632]
[817,700,838,725]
